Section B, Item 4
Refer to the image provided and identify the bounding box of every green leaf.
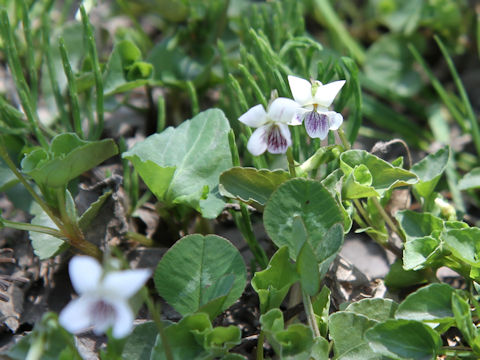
[340,150,417,199]
[365,319,442,360]
[374,0,424,34]
[329,312,380,359]
[384,258,428,290]
[364,34,424,97]
[103,40,153,95]
[458,167,480,190]
[204,326,241,357]
[442,227,480,267]
[78,190,112,230]
[312,286,331,337]
[403,235,442,270]
[296,223,320,296]
[123,109,232,219]
[263,178,343,261]
[219,167,290,210]
[29,211,68,259]
[0,157,18,191]
[411,146,449,199]
[21,133,118,188]
[451,292,476,347]
[395,283,455,325]
[395,209,444,241]
[345,298,398,323]
[251,246,299,314]
[151,313,210,360]
[122,322,158,360]
[154,234,246,319]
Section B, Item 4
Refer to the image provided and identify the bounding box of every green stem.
[302,290,321,338]
[337,128,351,150]
[256,331,264,360]
[0,218,65,238]
[80,5,104,140]
[370,197,405,242]
[435,35,480,160]
[312,0,366,64]
[185,81,199,116]
[59,37,84,138]
[286,147,297,177]
[141,288,174,360]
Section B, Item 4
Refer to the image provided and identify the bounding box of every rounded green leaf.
[442,228,480,266]
[411,146,449,198]
[263,178,343,261]
[154,234,246,318]
[395,283,455,322]
[366,319,442,360]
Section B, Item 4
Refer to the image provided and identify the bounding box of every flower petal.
[238,104,267,128]
[267,97,300,124]
[326,111,343,130]
[290,108,309,126]
[102,269,151,299]
[247,125,269,156]
[69,256,102,295]
[266,124,291,154]
[59,296,95,334]
[111,299,134,338]
[304,111,329,140]
[313,80,346,108]
[288,75,313,106]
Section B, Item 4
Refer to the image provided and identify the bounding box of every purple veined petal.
[238,104,268,128]
[326,111,343,130]
[304,110,329,140]
[102,269,151,299]
[289,108,309,126]
[59,296,95,334]
[288,75,313,106]
[111,299,135,338]
[247,125,269,156]
[313,80,346,108]
[69,256,102,295]
[266,123,291,154]
[267,97,301,124]
[90,298,118,335]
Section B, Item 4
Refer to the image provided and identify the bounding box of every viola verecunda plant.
[59,256,151,338]
[239,97,300,155]
[288,75,345,140]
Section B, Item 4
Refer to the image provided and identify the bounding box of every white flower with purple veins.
[288,75,346,140]
[239,97,300,156]
[59,256,151,338]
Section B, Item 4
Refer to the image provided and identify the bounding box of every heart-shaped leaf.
[345,298,398,323]
[154,234,246,319]
[123,109,232,218]
[458,167,480,190]
[263,178,343,261]
[219,167,290,210]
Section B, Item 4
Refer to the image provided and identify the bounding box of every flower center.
[266,125,287,154]
[90,299,116,325]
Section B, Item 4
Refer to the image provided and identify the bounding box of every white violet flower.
[239,97,300,156]
[288,75,346,140]
[59,256,151,338]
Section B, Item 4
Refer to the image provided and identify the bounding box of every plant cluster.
[0,0,479,359]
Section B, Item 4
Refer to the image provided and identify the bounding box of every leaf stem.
[0,218,65,238]
[337,128,351,150]
[141,287,174,360]
[370,196,405,242]
[256,331,264,360]
[286,147,297,177]
[302,290,321,338]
